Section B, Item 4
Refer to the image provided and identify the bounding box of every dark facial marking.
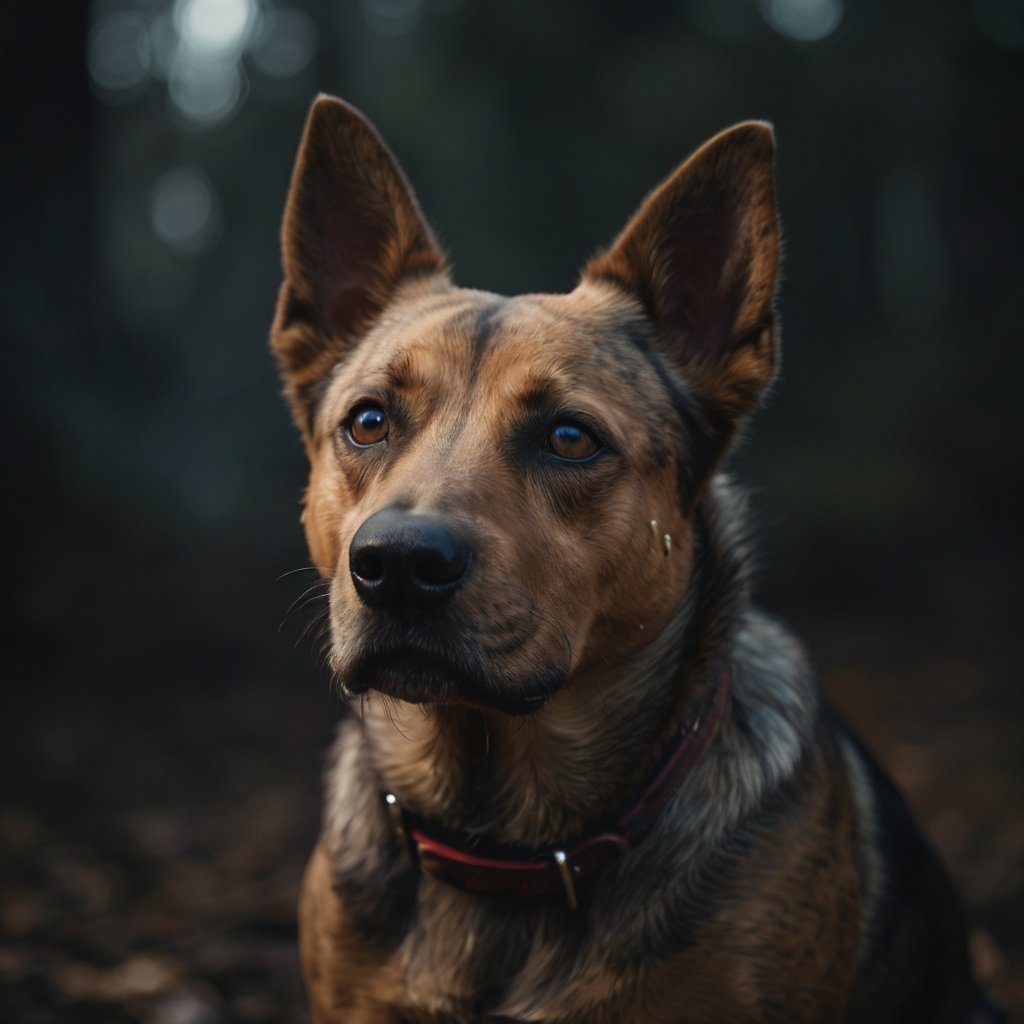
[469,302,505,369]
[634,347,730,512]
[301,370,336,439]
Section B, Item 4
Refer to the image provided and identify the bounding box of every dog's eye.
[547,422,600,461]
[348,406,390,447]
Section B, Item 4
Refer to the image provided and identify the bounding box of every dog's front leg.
[300,842,403,1024]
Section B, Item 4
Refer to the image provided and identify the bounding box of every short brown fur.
[272,96,997,1023]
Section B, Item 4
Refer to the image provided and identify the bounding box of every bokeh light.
[250,7,318,77]
[174,0,256,58]
[149,166,222,254]
[761,0,843,42]
[87,0,316,127]
[360,0,423,38]
[167,51,246,125]
[86,12,152,100]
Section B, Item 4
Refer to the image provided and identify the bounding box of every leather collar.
[382,664,732,908]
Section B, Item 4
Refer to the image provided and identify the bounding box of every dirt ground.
[2,613,1021,1023]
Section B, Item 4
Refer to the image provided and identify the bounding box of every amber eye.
[547,422,600,461]
[348,406,390,447]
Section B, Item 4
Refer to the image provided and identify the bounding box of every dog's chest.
[378,884,570,1021]
[368,879,754,1024]
[377,909,753,1024]
[357,877,659,1023]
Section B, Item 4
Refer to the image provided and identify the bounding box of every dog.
[270,95,999,1023]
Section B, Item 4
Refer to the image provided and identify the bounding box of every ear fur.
[583,122,780,480]
[271,95,448,441]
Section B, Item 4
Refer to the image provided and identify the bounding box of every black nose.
[349,508,471,609]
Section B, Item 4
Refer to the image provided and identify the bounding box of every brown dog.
[271,95,997,1023]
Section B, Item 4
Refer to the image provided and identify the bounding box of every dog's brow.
[382,344,446,392]
[385,353,416,391]
[514,377,570,413]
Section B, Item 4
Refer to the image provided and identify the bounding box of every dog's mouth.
[340,642,565,716]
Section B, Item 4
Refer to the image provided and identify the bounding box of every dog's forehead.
[356,285,659,399]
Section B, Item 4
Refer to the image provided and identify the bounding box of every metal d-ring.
[384,792,408,852]
[553,849,578,910]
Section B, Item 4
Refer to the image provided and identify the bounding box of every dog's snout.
[349,508,471,609]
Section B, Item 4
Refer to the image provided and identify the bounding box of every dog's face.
[302,284,702,714]
[272,97,779,714]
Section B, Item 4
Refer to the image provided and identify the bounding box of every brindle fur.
[272,96,997,1023]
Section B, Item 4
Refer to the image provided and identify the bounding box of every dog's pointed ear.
[271,95,448,440]
[583,121,780,468]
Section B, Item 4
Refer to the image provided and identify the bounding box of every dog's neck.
[359,605,694,847]
[357,481,748,849]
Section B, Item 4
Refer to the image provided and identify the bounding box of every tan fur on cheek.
[303,450,347,576]
[578,489,694,667]
[610,522,693,653]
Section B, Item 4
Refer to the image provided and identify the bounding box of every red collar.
[382,665,732,908]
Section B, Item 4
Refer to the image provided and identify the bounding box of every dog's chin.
[340,648,564,716]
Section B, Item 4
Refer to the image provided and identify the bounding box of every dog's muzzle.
[342,508,562,713]
[349,507,472,610]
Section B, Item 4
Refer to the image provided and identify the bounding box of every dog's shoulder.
[833,716,1003,1022]
[727,611,995,1020]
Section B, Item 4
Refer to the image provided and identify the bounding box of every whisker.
[296,605,330,649]
[380,697,414,743]
[276,565,324,581]
[279,580,331,632]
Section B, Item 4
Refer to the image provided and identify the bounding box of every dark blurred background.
[2,0,1022,1020]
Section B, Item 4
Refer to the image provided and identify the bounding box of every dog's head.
[271,96,779,715]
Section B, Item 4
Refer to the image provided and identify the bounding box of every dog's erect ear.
[271,95,447,440]
[583,121,780,468]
